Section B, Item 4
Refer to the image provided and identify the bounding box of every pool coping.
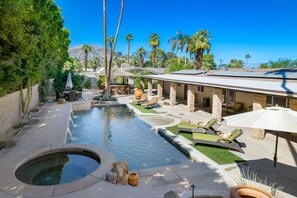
[0,144,114,197]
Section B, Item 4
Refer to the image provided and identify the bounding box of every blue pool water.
[69,106,189,170]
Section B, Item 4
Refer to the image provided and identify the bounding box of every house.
[141,69,297,139]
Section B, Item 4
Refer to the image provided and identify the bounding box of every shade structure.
[98,68,135,79]
[223,106,297,167]
[65,73,73,89]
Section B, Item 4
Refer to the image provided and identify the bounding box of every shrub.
[93,95,117,102]
[84,78,92,89]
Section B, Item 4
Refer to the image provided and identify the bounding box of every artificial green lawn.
[166,125,245,165]
[130,103,158,114]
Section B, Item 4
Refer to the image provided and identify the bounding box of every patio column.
[251,94,266,140]
[170,82,177,106]
[212,88,223,123]
[289,98,297,111]
[187,85,195,112]
[157,80,163,101]
[140,78,145,90]
[148,79,153,96]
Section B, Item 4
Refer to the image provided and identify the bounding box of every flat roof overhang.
[143,74,297,98]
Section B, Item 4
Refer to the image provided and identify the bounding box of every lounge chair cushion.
[178,123,198,130]
[204,118,217,129]
[192,133,219,142]
[220,132,232,139]
[228,129,242,141]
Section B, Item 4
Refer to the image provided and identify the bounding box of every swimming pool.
[68,106,189,170]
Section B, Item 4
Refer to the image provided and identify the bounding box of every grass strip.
[166,125,245,165]
[130,103,158,114]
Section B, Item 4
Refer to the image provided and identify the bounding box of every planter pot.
[128,173,138,186]
[134,89,144,99]
[230,185,273,198]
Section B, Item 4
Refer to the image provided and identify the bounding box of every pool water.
[16,152,100,186]
[69,106,189,170]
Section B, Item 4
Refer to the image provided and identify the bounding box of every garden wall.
[0,84,39,136]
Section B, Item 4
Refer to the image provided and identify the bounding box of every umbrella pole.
[273,131,279,167]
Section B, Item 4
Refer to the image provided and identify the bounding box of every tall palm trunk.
[184,55,187,66]
[178,48,181,64]
[84,50,88,71]
[103,0,108,94]
[152,47,156,67]
[106,0,124,97]
[195,49,203,70]
[127,41,130,64]
[140,55,143,67]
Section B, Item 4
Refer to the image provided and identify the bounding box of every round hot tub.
[15,150,100,186]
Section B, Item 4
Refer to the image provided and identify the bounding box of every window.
[197,86,204,92]
[266,96,288,108]
[222,89,236,106]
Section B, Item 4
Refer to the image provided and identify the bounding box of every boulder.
[164,190,179,198]
[111,161,129,185]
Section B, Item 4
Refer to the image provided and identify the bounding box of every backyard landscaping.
[166,125,245,165]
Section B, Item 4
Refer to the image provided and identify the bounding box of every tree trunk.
[195,49,203,70]
[152,48,156,67]
[127,41,130,65]
[107,0,124,97]
[140,56,143,67]
[84,50,88,71]
[103,0,108,94]
[184,55,187,66]
[178,48,181,65]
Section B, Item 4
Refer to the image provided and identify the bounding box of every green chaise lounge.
[177,118,217,134]
[141,97,158,109]
[192,128,244,153]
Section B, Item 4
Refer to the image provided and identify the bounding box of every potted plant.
[231,169,283,198]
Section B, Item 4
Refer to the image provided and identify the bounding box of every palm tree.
[107,36,115,51]
[136,47,146,67]
[103,0,124,97]
[148,33,160,67]
[82,44,92,71]
[188,30,212,70]
[168,31,185,64]
[245,54,251,67]
[184,35,191,66]
[125,33,133,65]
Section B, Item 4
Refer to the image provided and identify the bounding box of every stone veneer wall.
[0,84,39,135]
[289,98,297,111]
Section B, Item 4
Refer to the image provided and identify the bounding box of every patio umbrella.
[65,73,73,89]
[223,105,297,167]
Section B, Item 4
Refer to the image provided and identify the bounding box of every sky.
[56,0,297,65]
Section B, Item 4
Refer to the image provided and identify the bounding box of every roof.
[210,70,297,80]
[144,74,297,97]
[127,67,165,74]
[171,70,207,75]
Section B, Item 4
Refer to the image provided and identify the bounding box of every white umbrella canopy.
[223,106,297,133]
[223,105,297,167]
[65,73,73,89]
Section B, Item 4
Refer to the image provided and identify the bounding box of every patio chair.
[68,91,77,101]
[141,97,158,109]
[177,118,217,134]
[226,102,242,114]
[132,93,147,105]
[192,128,244,153]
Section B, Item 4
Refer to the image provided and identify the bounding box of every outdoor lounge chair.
[177,118,217,134]
[132,93,147,105]
[226,102,242,114]
[192,128,244,153]
[141,97,158,109]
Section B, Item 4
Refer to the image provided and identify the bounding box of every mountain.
[68,45,104,62]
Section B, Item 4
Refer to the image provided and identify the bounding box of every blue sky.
[56,0,297,64]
